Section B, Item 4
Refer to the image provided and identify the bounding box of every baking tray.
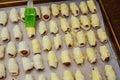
[0,0,120,80]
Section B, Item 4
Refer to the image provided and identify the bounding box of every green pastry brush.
[25,0,36,38]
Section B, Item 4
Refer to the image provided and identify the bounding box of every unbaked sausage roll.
[47,51,58,68]
[38,74,46,80]
[80,15,91,30]
[70,16,80,32]
[97,29,108,43]
[64,33,74,48]
[60,50,71,66]
[63,70,74,80]
[79,1,89,15]
[91,14,100,28]
[38,21,47,35]
[87,0,97,13]
[70,3,80,16]
[32,39,41,54]
[42,35,52,51]
[6,42,17,57]
[51,4,60,17]
[9,8,19,23]
[91,67,102,80]
[25,74,34,80]
[18,41,29,56]
[13,25,22,41]
[60,18,70,33]
[76,31,86,47]
[50,72,59,80]
[1,27,10,42]
[0,11,7,26]
[86,48,97,64]
[22,57,34,72]
[20,8,25,22]
[75,70,85,80]
[33,54,44,70]
[100,45,110,61]
[73,48,84,65]
[8,58,19,76]
[49,20,58,34]
[40,6,51,21]
[104,65,116,80]
[60,3,69,17]
[54,34,62,50]
[0,63,6,79]
[34,7,40,19]
[87,30,97,47]
[0,45,5,59]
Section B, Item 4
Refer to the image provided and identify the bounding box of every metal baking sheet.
[0,0,120,80]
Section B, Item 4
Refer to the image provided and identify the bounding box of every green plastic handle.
[25,8,36,28]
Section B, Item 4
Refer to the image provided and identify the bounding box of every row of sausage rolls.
[0,14,100,43]
[0,0,97,26]
[38,14,100,36]
[0,41,110,63]
[23,65,116,80]
[73,29,107,47]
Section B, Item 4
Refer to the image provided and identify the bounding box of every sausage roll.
[25,74,34,80]
[64,33,74,48]
[22,57,34,72]
[47,51,58,68]
[76,31,86,47]
[70,3,80,16]
[87,30,97,47]
[20,8,25,22]
[42,35,52,51]
[75,70,85,80]
[104,65,116,80]
[38,74,46,80]
[13,25,22,41]
[70,16,80,32]
[60,18,70,33]
[54,34,62,50]
[49,20,58,34]
[50,72,59,80]
[91,14,100,28]
[6,42,17,57]
[60,50,71,66]
[86,48,97,64]
[91,67,102,80]
[9,8,19,23]
[97,29,108,43]
[87,0,97,13]
[32,39,41,54]
[0,63,6,79]
[0,11,7,26]
[60,3,69,17]
[34,7,40,19]
[100,45,110,61]
[8,58,19,76]
[40,6,51,21]
[79,1,89,15]
[1,27,10,42]
[80,15,91,30]
[0,45,5,59]
[38,21,47,35]
[63,70,74,80]
[51,4,60,17]
[18,41,29,56]
[73,48,84,65]
[33,54,44,70]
